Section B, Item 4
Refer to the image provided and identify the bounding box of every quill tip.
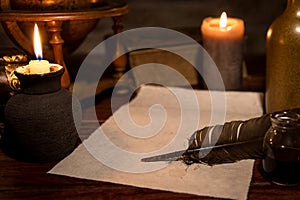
[141,150,186,162]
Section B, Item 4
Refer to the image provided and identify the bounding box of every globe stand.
[0,0,129,89]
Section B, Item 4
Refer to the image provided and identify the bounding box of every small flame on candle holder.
[219,12,227,30]
[34,24,43,60]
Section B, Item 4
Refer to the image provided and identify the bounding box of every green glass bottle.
[266,0,300,113]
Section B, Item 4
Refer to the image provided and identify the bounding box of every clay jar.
[3,65,82,162]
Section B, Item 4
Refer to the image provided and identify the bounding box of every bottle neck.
[271,111,300,130]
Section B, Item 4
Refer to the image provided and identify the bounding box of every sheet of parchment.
[49,85,264,200]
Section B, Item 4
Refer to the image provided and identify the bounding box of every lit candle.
[28,24,51,74]
[201,12,245,90]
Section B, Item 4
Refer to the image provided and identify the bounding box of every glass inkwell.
[262,110,300,186]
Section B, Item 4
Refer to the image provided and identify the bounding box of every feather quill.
[141,109,299,165]
[182,113,271,165]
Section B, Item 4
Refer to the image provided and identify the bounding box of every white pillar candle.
[29,24,50,74]
[28,60,51,74]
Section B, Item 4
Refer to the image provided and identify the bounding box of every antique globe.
[0,0,105,61]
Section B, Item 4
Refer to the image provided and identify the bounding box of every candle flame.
[219,12,227,29]
[33,24,43,60]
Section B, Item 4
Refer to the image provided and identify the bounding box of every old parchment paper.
[49,85,264,200]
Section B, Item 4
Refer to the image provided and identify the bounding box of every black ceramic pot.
[3,65,81,162]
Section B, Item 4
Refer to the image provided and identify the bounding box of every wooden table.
[0,87,299,200]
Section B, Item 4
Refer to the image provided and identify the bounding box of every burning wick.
[219,12,232,31]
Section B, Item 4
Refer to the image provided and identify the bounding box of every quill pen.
[142,112,271,165]
[142,109,300,165]
[182,113,272,165]
[141,137,264,163]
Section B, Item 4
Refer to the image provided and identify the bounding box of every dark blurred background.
[0,0,287,80]
[0,0,287,53]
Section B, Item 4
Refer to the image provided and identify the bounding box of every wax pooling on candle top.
[201,12,244,40]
